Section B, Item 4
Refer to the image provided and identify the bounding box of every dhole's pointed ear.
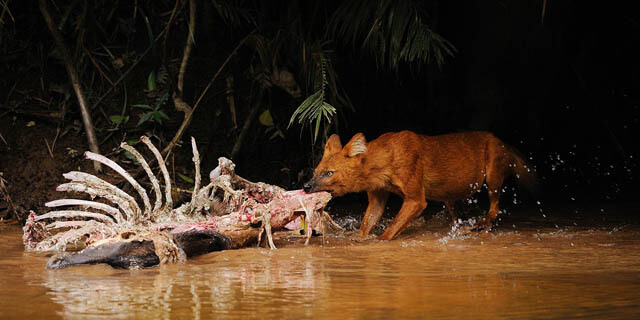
[322,134,343,158]
[344,133,367,157]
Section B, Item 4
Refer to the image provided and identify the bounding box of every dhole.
[303,131,538,240]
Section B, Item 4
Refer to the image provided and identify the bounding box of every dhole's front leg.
[379,198,427,240]
[357,190,390,238]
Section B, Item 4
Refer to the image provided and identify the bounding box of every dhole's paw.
[471,218,494,232]
[455,225,475,235]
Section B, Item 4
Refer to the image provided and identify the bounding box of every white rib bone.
[63,172,141,220]
[35,223,117,252]
[85,151,151,220]
[35,210,115,224]
[57,182,135,222]
[46,199,123,224]
[44,220,102,230]
[190,137,201,202]
[120,142,163,214]
[140,136,173,210]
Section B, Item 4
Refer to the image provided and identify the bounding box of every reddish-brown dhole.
[303,130,538,240]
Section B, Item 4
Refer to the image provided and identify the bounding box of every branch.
[160,0,196,160]
[177,0,196,95]
[89,14,173,113]
[230,103,260,159]
[161,30,255,159]
[39,0,102,172]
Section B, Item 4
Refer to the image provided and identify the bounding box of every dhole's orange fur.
[304,131,538,240]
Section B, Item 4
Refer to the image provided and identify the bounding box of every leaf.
[178,173,194,183]
[330,0,456,72]
[109,115,129,124]
[142,11,156,51]
[137,112,153,126]
[157,111,170,120]
[154,93,169,110]
[289,89,336,143]
[269,129,285,140]
[26,121,36,127]
[259,109,274,126]
[147,70,157,92]
[288,90,322,128]
[124,151,138,164]
[133,104,154,110]
[152,112,165,125]
[156,66,169,85]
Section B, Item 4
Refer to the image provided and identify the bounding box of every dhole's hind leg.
[379,199,427,240]
[475,160,506,230]
[358,190,390,238]
[474,188,501,230]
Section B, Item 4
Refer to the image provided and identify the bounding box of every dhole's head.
[303,133,367,196]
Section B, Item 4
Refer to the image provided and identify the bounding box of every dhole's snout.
[304,177,333,194]
[303,179,315,193]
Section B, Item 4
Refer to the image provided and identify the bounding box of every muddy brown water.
[1,202,640,319]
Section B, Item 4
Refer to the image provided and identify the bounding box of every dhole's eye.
[326,171,334,177]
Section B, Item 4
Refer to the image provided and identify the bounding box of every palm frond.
[211,0,257,28]
[288,90,336,143]
[288,55,337,143]
[331,0,456,72]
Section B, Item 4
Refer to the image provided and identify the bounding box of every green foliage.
[133,93,170,126]
[20,0,457,150]
[108,115,129,125]
[122,139,140,163]
[258,109,274,126]
[147,70,157,92]
[242,30,348,143]
[331,0,456,71]
[177,173,193,184]
[147,67,168,92]
[275,1,456,144]
[289,90,336,143]
[289,55,337,143]
[288,50,344,143]
[211,0,256,28]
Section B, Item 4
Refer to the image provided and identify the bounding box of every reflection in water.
[31,247,329,319]
[2,203,640,319]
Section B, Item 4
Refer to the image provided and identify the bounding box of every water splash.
[438,218,477,244]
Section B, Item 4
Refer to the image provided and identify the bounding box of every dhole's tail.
[509,148,540,198]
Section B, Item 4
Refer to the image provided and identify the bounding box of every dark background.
[0,1,638,219]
